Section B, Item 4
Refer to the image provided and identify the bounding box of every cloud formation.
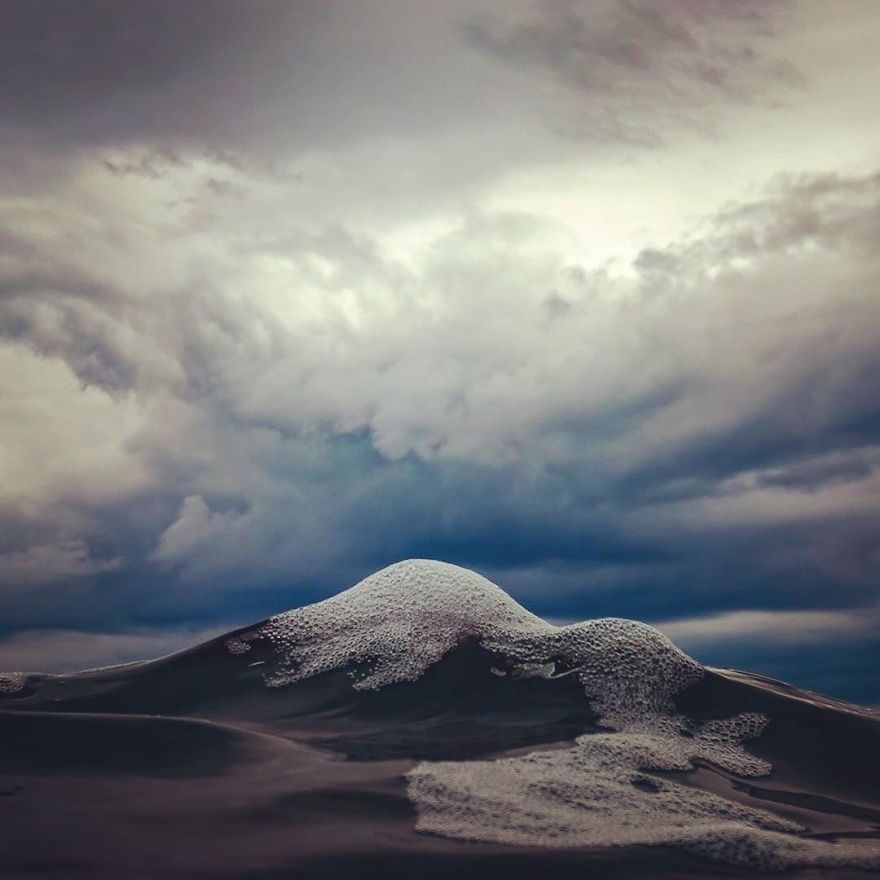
[0,1,878,701]
[0,541,120,590]
[465,0,801,143]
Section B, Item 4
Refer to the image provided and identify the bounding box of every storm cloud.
[1,1,878,702]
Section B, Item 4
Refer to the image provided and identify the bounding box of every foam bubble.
[0,672,26,695]
[258,560,704,721]
[224,636,252,655]
[255,559,879,868]
[407,731,795,850]
[258,560,551,690]
[257,560,754,773]
[407,736,880,869]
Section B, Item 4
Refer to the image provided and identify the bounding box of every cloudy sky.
[1,0,879,702]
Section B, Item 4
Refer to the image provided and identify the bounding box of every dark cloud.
[660,606,880,704]
[0,1,315,149]
[0,1,878,704]
[1,166,878,631]
[756,454,873,492]
[463,0,802,143]
[0,0,525,166]
[708,171,880,259]
[0,540,120,589]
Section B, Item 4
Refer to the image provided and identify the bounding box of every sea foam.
[0,672,26,695]
[256,559,704,716]
[407,734,880,870]
[246,559,880,870]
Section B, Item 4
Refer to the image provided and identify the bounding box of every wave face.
[250,560,880,871]
[2,558,880,877]
[255,560,705,723]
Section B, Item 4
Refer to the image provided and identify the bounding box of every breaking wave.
[231,559,880,870]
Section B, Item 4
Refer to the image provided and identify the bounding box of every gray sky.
[1,1,879,701]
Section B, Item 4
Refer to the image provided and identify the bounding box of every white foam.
[257,560,704,720]
[252,559,880,869]
[0,672,26,695]
[407,735,880,870]
[224,636,252,655]
[258,560,551,690]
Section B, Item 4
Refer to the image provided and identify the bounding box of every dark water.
[1,625,878,879]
